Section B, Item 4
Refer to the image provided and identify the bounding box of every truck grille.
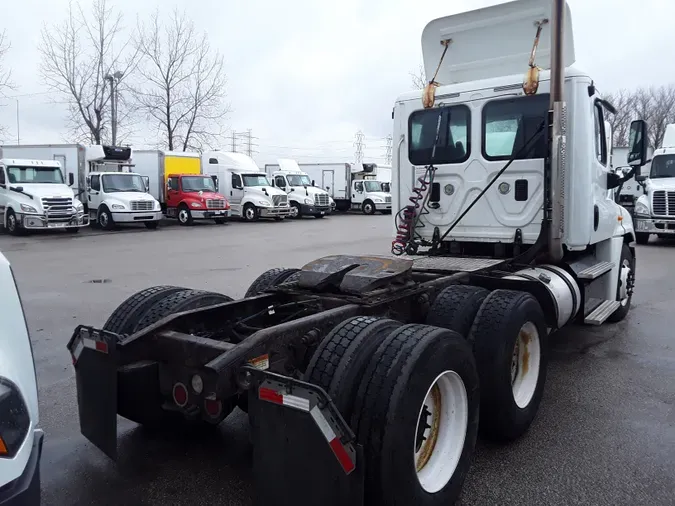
[206,199,226,209]
[314,194,329,207]
[131,201,154,211]
[41,197,73,218]
[385,196,392,203]
[272,195,288,207]
[652,191,675,216]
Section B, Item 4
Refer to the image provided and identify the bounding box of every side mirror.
[311,180,315,186]
[211,176,219,191]
[85,176,91,191]
[627,119,649,172]
[142,176,150,193]
[68,173,75,186]
[636,174,647,183]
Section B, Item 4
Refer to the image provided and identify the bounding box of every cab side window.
[232,174,242,189]
[168,177,179,191]
[0,169,5,186]
[594,103,607,166]
[275,176,286,188]
[355,181,364,192]
[90,174,101,191]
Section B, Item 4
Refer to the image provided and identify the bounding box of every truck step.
[577,261,614,280]
[409,256,506,273]
[584,300,621,325]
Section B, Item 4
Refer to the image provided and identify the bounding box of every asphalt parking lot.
[1,214,673,506]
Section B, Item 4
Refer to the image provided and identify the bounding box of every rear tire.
[244,267,300,297]
[636,232,650,244]
[426,285,490,339]
[304,316,401,419]
[469,289,548,442]
[103,285,184,335]
[351,324,479,506]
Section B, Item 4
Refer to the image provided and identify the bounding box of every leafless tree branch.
[38,0,140,144]
[132,9,229,151]
[0,30,15,139]
[410,63,426,90]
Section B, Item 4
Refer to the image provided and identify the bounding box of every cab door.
[230,173,245,215]
[351,180,365,208]
[165,177,180,216]
[0,167,7,224]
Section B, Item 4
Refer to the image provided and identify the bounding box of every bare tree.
[0,30,14,139]
[134,10,229,152]
[410,64,426,90]
[604,89,637,147]
[39,0,139,144]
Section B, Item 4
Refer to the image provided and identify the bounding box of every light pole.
[105,70,123,146]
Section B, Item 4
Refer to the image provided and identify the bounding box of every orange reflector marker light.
[618,215,623,222]
[0,436,8,455]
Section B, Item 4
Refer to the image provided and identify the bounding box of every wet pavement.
[1,215,673,506]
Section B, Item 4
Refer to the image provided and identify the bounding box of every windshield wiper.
[9,186,34,200]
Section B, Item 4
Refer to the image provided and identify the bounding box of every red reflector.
[204,399,222,417]
[173,383,188,407]
[259,387,283,405]
[329,438,355,474]
[95,341,108,353]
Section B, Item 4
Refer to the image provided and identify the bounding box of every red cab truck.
[134,150,230,225]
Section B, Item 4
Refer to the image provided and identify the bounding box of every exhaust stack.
[548,0,566,262]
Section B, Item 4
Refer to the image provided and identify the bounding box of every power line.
[384,134,393,164]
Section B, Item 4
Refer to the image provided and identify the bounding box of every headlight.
[191,202,203,208]
[304,198,313,205]
[635,201,650,216]
[111,203,125,210]
[19,203,38,213]
[155,201,161,210]
[74,201,84,212]
[0,378,30,459]
[258,200,271,206]
[373,198,384,203]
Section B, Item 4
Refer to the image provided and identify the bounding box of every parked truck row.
[64,1,652,505]
[0,144,393,235]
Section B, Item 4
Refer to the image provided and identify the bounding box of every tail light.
[0,378,30,459]
[172,383,188,408]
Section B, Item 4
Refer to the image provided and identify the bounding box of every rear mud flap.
[247,369,365,506]
[67,326,119,460]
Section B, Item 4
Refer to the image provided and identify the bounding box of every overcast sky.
[0,0,673,166]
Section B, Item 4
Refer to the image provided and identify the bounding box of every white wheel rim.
[179,210,188,223]
[365,204,372,213]
[511,322,541,409]
[100,213,108,226]
[414,370,468,493]
[246,208,255,220]
[8,215,15,230]
[619,259,631,306]
[290,206,299,218]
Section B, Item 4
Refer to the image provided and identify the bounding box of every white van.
[0,252,43,504]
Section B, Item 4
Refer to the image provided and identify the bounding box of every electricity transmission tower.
[384,135,393,164]
[354,130,365,163]
[230,129,259,156]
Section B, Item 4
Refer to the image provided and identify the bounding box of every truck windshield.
[101,174,146,192]
[364,181,384,192]
[649,155,675,178]
[287,174,312,186]
[242,174,271,187]
[7,166,64,184]
[181,176,216,192]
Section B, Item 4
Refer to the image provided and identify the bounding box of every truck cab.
[351,178,392,214]
[0,158,87,235]
[165,173,230,225]
[634,124,675,243]
[203,151,290,222]
[266,159,332,218]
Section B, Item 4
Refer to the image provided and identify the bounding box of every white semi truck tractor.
[65,1,649,505]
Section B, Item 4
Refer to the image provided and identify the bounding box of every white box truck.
[264,159,332,218]
[0,144,162,230]
[202,151,290,221]
[297,162,392,214]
